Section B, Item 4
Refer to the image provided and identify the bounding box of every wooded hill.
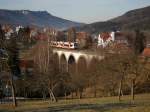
[77,6,150,34]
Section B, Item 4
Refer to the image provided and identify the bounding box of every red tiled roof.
[100,32,111,42]
[142,48,150,57]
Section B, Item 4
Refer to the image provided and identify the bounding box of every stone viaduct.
[53,49,104,73]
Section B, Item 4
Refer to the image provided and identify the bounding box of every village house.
[97,31,128,47]
[76,32,92,49]
[16,25,24,34]
[2,25,14,39]
[97,32,115,47]
[142,47,150,57]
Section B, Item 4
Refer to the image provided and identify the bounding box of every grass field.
[0,94,150,112]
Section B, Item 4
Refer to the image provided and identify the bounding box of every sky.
[0,0,150,23]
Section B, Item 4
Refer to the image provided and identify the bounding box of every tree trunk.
[42,91,46,100]
[24,87,28,98]
[78,89,82,99]
[94,84,97,98]
[49,90,52,101]
[75,90,78,97]
[48,80,57,102]
[71,92,73,99]
[65,91,67,100]
[118,79,123,101]
[80,91,82,99]
[48,88,56,102]
[131,79,135,101]
[10,76,17,107]
[121,90,124,96]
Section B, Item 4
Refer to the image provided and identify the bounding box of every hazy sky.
[0,0,150,23]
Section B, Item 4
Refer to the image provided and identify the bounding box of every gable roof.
[142,48,150,57]
[100,32,111,42]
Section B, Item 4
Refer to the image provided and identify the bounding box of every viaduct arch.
[53,49,104,72]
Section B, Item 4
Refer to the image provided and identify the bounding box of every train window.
[64,44,69,47]
[74,43,78,47]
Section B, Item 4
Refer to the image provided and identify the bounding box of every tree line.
[15,29,150,101]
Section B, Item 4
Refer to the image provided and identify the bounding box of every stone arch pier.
[53,49,104,73]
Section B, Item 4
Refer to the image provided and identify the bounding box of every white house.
[16,26,24,34]
[97,31,129,48]
[97,32,115,47]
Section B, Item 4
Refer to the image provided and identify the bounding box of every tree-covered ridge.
[0,9,83,30]
[77,6,150,34]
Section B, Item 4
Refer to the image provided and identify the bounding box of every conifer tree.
[134,30,146,55]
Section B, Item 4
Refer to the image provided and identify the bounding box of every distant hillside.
[77,6,150,34]
[0,9,83,30]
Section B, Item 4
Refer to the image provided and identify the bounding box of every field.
[0,94,150,112]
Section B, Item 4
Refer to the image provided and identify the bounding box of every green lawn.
[0,94,150,112]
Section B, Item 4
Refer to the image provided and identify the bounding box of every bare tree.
[31,39,71,102]
[127,55,148,100]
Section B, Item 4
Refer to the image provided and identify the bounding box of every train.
[50,41,78,49]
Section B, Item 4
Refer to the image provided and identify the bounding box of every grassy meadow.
[0,94,150,112]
